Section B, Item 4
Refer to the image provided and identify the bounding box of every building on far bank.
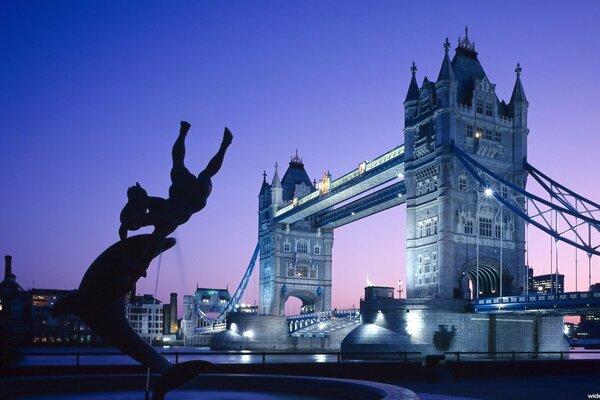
[162,292,178,336]
[528,268,564,294]
[30,288,97,344]
[127,294,164,343]
[1,255,99,345]
[0,256,29,345]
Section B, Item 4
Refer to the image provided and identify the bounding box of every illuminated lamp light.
[475,130,482,139]
[230,322,237,333]
[405,311,422,336]
[243,330,254,338]
[484,188,493,197]
[397,173,404,178]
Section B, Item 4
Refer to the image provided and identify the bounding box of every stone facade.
[403,33,529,300]
[341,294,568,358]
[258,156,333,316]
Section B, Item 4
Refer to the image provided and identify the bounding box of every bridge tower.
[258,154,334,315]
[403,31,529,300]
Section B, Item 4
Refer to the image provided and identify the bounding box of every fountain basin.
[8,373,418,399]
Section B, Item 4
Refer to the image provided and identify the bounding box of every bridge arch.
[282,289,321,315]
[457,258,513,299]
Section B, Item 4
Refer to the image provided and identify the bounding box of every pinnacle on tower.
[404,61,419,103]
[510,62,528,104]
[437,38,455,81]
[271,162,282,188]
[457,25,475,52]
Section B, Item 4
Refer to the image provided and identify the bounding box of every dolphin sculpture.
[52,234,176,373]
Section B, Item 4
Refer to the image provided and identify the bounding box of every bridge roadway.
[468,291,600,314]
[274,145,406,228]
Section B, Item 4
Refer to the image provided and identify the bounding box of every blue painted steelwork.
[192,243,260,324]
[216,242,261,321]
[525,162,600,232]
[316,181,406,228]
[452,144,600,256]
[468,291,600,313]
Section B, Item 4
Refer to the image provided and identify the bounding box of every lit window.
[295,265,309,278]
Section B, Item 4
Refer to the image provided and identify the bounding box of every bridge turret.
[271,163,283,209]
[435,38,457,109]
[403,62,419,124]
[510,63,529,162]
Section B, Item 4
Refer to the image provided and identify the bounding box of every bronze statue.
[52,121,232,397]
[119,121,233,241]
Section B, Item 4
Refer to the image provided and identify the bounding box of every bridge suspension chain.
[452,144,600,257]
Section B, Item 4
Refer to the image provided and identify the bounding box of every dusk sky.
[2,1,600,312]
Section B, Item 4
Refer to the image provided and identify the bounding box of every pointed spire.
[510,62,528,103]
[259,170,270,196]
[437,37,455,81]
[271,162,282,188]
[404,61,419,103]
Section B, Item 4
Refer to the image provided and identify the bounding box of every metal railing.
[18,350,421,366]
[444,350,600,362]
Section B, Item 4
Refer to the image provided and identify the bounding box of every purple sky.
[2,1,600,312]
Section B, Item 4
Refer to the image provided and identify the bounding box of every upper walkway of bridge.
[274,145,406,226]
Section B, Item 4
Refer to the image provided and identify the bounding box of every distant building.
[364,286,395,300]
[0,255,99,345]
[162,292,178,336]
[127,294,164,343]
[29,288,97,344]
[529,272,564,294]
[181,287,230,339]
[0,256,29,345]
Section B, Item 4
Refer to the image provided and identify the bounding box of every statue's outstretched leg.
[172,121,191,169]
[201,127,233,178]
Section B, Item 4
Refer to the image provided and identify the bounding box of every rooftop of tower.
[281,150,314,201]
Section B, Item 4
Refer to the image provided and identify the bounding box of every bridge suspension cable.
[452,144,600,257]
[192,242,260,325]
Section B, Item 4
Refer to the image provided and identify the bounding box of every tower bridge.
[203,30,600,356]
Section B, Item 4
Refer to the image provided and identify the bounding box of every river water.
[16,346,600,366]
